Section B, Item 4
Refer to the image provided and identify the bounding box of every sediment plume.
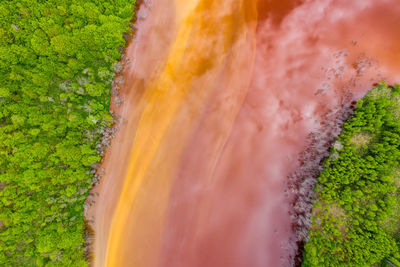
[88,0,400,266]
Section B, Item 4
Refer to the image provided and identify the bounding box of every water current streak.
[89,1,400,266]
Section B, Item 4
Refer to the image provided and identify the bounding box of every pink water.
[90,1,400,266]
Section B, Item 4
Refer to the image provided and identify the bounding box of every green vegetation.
[303,82,400,266]
[0,0,135,265]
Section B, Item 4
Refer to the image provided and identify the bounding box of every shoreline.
[84,0,143,263]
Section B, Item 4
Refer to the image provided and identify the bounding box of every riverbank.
[0,0,135,265]
[303,83,400,266]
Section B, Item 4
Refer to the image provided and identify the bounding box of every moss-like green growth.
[303,82,400,267]
[0,0,135,265]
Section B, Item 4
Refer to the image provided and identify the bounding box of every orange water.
[90,1,400,266]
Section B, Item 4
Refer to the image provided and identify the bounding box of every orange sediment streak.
[90,0,400,266]
[104,1,257,266]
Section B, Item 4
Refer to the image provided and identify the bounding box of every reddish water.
[89,0,400,266]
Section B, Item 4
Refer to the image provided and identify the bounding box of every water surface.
[90,1,400,266]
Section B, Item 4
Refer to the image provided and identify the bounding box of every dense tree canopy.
[303,83,400,266]
[0,0,135,265]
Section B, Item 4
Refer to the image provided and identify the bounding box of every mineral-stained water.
[89,1,400,266]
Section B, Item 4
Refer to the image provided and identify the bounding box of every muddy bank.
[89,0,400,266]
